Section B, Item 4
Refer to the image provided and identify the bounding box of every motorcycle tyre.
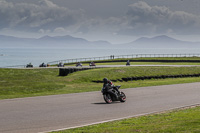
[119,92,126,102]
[103,94,112,104]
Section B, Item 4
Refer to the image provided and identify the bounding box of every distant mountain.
[38,35,89,43]
[0,35,36,47]
[0,35,112,48]
[121,35,200,48]
[2,34,199,48]
[36,35,90,47]
[134,35,181,43]
[0,35,37,42]
[91,40,111,47]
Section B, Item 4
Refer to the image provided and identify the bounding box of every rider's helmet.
[108,80,113,85]
[103,78,108,84]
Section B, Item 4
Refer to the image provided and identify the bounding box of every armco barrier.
[59,67,98,76]
[92,73,200,83]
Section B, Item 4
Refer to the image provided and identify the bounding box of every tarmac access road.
[0,82,200,133]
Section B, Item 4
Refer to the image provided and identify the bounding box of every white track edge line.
[40,103,200,133]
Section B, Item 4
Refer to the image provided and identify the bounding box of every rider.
[126,60,130,65]
[103,78,120,96]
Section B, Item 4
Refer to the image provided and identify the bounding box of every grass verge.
[55,106,200,133]
[1,66,200,99]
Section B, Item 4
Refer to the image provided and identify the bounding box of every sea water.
[1,47,200,67]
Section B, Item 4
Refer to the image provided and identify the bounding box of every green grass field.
[56,106,200,133]
[1,66,200,99]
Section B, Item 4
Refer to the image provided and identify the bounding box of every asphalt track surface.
[32,64,200,69]
[0,82,200,133]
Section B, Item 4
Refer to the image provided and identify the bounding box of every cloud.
[1,0,200,37]
[118,1,200,35]
[0,0,84,32]
[75,1,200,37]
[54,27,67,33]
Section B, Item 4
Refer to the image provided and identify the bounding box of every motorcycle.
[26,63,33,68]
[89,62,96,66]
[101,85,126,104]
[58,62,64,67]
[39,63,47,67]
[76,62,82,67]
[126,60,130,66]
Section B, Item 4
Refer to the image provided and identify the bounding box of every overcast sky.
[1,0,200,43]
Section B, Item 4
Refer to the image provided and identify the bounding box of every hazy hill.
[0,35,112,48]
[1,34,200,48]
[121,35,200,48]
[0,35,36,47]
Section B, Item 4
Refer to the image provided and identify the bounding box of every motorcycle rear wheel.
[103,94,112,104]
[119,92,126,102]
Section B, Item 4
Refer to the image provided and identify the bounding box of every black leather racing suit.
[103,83,119,98]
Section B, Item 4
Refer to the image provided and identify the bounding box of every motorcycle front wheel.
[119,92,126,102]
[103,93,112,104]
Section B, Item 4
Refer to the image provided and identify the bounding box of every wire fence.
[47,53,200,65]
